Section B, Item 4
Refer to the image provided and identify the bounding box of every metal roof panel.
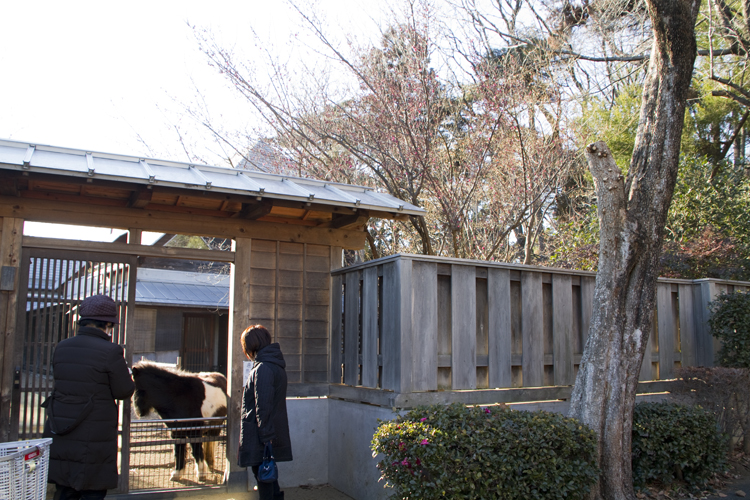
[0,138,425,215]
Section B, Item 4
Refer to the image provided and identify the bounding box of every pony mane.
[132,360,200,380]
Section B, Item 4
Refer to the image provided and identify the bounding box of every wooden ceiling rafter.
[128,187,153,209]
[235,200,274,220]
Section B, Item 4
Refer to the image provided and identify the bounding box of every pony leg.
[191,442,209,481]
[204,440,215,469]
[171,443,186,481]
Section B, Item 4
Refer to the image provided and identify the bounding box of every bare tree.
[194,0,575,261]
[567,0,701,499]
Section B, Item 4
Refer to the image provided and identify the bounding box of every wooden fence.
[329,254,750,407]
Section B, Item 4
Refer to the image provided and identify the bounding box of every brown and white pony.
[131,361,228,481]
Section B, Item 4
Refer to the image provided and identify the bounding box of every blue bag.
[258,442,278,483]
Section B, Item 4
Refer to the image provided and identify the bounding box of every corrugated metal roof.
[0,139,424,216]
[135,268,229,308]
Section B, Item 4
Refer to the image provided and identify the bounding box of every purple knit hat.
[79,294,120,324]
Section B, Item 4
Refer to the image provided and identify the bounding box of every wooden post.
[488,268,512,388]
[521,271,544,387]
[226,237,251,488]
[119,233,140,493]
[451,265,476,390]
[411,261,437,391]
[552,274,574,386]
[329,247,343,384]
[0,217,23,442]
[381,257,412,393]
[127,228,142,245]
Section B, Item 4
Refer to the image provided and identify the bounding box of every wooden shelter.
[0,138,423,490]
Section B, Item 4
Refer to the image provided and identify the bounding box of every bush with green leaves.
[632,402,727,489]
[371,403,598,499]
[709,291,750,367]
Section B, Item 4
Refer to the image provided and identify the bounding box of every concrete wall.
[327,399,400,500]
[246,397,330,491]
[244,393,672,500]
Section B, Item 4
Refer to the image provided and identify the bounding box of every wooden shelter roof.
[0,139,423,233]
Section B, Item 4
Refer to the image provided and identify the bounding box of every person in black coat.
[43,294,135,500]
[238,325,292,500]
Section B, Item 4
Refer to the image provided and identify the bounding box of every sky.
[0,0,380,241]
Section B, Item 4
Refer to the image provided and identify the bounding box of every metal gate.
[12,247,136,492]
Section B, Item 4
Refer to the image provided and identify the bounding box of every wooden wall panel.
[437,275,452,389]
[411,262,437,391]
[476,277,489,388]
[330,273,343,384]
[552,274,574,386]
[580,276,595,350]
[361,266,379,388]
[522,271,543,387]
[488,268,512,389]
[381,262,401,391]
[639,314,656,381]
[542,281,554,387]
[451,265,476,390]
[304,245,330,384]
[343,271,360,386]
[678,284,696,368]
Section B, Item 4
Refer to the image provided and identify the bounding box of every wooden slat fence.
[330,254,750,398]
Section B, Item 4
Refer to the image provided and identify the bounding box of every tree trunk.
[567,0,701,499]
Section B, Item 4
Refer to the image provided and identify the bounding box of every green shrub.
[371,403,598,499]
[709,291,750,367]
[631,402,727,488]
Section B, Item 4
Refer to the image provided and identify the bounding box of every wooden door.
[182,313,215,372]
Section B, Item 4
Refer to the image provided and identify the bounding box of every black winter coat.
[43,326,135,491]
[238,343,293,467]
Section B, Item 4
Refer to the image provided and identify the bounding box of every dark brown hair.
[241,325,272,360]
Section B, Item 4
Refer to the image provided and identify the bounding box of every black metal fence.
[128,417,227,491]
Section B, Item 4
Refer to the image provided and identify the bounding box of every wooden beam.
[320,213,371,230]
[22,236,236,262]
[328,379,681,409]
[234,201,273,220]
[127,188,152,209]
[0,178,19,197]
[0,196,367,249]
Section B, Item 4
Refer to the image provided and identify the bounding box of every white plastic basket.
[0,438,53,500]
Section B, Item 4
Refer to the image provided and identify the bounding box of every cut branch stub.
[585,142,626,252]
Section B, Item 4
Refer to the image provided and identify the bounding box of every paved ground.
[52,461,750,500]
[103,484,353,500]
[705,460,750,499]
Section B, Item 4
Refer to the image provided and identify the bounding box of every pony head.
[131,361,160,417]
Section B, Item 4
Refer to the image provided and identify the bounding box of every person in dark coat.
[238,324,292,500]
[43,294,135,500]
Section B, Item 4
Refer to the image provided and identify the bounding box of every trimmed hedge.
[371,403,598,499]
[632,402,727,488]
[709,290,750,368]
